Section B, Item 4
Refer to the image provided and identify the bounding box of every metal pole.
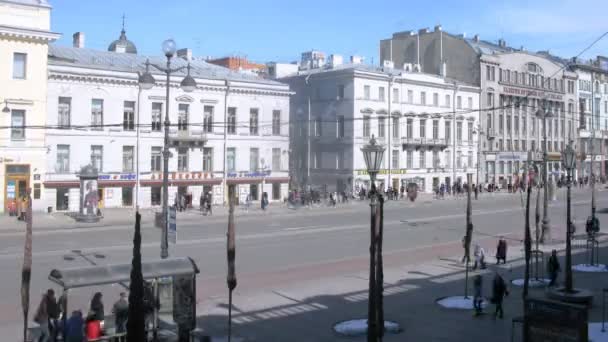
[136,86,142,211]
[367,175,377,342]
[541,112,551,243]
[535,184,541,280]
[387,78,393,194]
[565,166,573,292]
[452,82,457,188]
[161,55,172,259]
[306,76,312,189]
[475,129,481,200]
[223,80,230,206]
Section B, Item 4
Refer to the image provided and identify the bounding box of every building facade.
[0,0,60,213]
[43,33,291,212]
[282,58,480,194]
[381,28,579,187]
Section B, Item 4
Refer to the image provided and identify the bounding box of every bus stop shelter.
[47,257,200,339]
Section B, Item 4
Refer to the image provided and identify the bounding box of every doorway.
[122,187,133,207]
[4,164,30,212]
[392,179,399,191]
[249,184,259,201]
[97,188,104,208]
[56,188,69,211]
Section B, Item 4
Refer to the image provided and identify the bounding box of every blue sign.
[227,170,272,178]
[98,174,136,181]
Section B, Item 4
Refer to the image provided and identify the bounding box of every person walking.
[112,292,129,334]
[461,236,467,263]
[547,249,561,287]
[34,291,50,342]
[46,289,60,342]
[473,274,483,316]
[491,272,509,319]
[495,237,508,264]
[473,244,486,270]
[63,310,85,342]
[89,292,104,322]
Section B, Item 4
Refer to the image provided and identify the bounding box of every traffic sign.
[168,206,177,244]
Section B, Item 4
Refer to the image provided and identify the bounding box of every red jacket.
[86,320,102,339]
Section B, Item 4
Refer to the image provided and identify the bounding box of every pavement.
[0,186,606,341]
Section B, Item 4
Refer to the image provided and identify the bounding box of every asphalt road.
[0,188,604,339]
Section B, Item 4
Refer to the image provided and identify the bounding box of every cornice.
[0,24,60,42]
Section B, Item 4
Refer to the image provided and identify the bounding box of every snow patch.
[333,319,401,336]
[511,278,550,287]
[589,322,608,341]
[573,264,608,273]
[436,296,487,310]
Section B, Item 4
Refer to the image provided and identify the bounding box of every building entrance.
[4,164,30,213]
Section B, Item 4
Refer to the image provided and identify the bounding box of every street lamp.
[361,135,385,342]
[536,104,553,243]
[561,143,576,292]
[138,39,197,259]
[2,100,9,113]
[473,127,484,200]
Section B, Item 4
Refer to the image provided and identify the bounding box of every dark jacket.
[548,255,561,274]
[492,275,508,302]
[47,295,60,320]
[90,300,104,321]
[64,314,85,342]
[496,240,507,259]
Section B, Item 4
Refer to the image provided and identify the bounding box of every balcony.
[169,129,207,149]
[401,137,448,150]
[487,129,497,140]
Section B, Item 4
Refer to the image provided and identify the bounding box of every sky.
[49,0,608,64]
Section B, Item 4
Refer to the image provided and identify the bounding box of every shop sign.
[497,153,527,161]
[356,169,407,176]
[502,86,563,101]
[227,170,271,178]
[98,173,136,181]
[547,152,562,162]
[150,172,214,180]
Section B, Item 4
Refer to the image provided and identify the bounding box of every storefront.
[227,170,289,204]
[4,164,30,214]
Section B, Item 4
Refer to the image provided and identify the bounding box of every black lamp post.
[138,39,197,259]
[2,100,9,113]
[536,104,553,243]
[361,135,385,342]
[562,143,576,292]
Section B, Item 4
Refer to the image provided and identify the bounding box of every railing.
[401,137,448,148]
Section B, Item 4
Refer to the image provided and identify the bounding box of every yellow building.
[0,0,60,212]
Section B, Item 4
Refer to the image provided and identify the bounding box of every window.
[91,99,103,129]
[58,97,71,128]
[506,139,511,151]
[363,116,371,137]
[486,65,491,81]
[456,122,462,143]
[514,140,519,151]
[337,85,345,100]
[406,150,413,168]
[531,140,536,151]
[202,148,213,172]
[176,148,188,171]
[522,115,527,134]
[561,119,565,137]
[91,145,103,172]
[419,150,426,168]
[227,107,236,134]
[364,85,370,100]
[406,118,413,138]
[314,116,322,136]
[456,151,462,168]
[250,148,259,172]
[11,110,25,140]
[13,53,26,79]
[123,146,134,172]
[487,113,492,131]
[486,93,493,108]
[467,122,473,141]
[532,116,536,134]
[204,106,214,133]
[554,119,558,137]
[272,110,281,135]
[445,94,451,107]
[151,147,162,172]
[393,88,399,103]
[151,187,161,205]
[457,96,462,109]
[272,183,281,200]
[499,114,504,133]
[506,116,511,134]
[227,148,236,172]
[314,151,321,169]
[432,150,439,168]
[445,121,451,142]
[123,101,135,131]
[514,116,519,134]
[337,115,345,138]
[522,140,527,151]
[446,150,451,168]
[378,117,385,138]
[151,102,162,131]
[433,93,439,106]
[379,87,385,101]
[420,92,426,105]
[432,120,439,139]
[56,145,70,172]
[386,149,397,170]
[272,148,281,171]
[499,139,504,151]
[392,117,399,138]
[407,90,413,103]
[491,67,495,81]
[513,71,518,84]
[419,119,426,138]
[33,183,41,199]
[249,108,259,135]
[468,151,473,168]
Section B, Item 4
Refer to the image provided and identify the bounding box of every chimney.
[434,25,442,32]
[177,48,192,61]
[72,32,85,48]
[440,61,447,77]
[473,34,479,43]
[498,39,506,48]
[350,55,362,64]
[329,54,343,67]
[418,28,429,34]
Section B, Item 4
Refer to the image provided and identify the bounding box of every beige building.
[0,0,60,212]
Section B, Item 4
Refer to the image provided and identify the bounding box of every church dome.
[108,29,137,54]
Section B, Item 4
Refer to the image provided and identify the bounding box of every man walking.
[495,237,507,264]
[547,249,561,287]
[473,275,483,316]
[491,272,509,319]
[112,292,129,334]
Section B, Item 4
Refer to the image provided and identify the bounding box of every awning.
[48,257,199,289]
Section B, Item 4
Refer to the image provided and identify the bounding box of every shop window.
[122,187,133,207]
[151,187,161,206]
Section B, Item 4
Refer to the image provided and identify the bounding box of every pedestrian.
[461,236,467,263]
[173,195,179,211]
[89,292,104,322]
[34,291,50,342]
[495,237,507,264]
[143,281,160,335]
[473,244,486,270]
[491,272,509,319]
[112,292,129,334]
[180,194,186,212]
[46,289,60,342]
[85,311,102,340]
[473,274,483,316]
[63,310,85,342]
[547,249,561,287]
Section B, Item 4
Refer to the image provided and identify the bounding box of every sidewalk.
[177,234,608,341]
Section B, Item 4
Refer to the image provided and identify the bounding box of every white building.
[43,31,291,212]
[282,55,480,194]
[0,0,60,213]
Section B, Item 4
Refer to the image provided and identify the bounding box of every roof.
[107,29,137,54]
[48,44,286,86]
[48,257,199,289]
[1,0,51,8]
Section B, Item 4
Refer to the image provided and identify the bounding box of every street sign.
[168,206,177,244]
[524,298,587,342]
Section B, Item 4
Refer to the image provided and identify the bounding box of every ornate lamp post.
[562,143,576,292]
[361,135,385,342]
[138,39,197,259]
[535,104,553,243]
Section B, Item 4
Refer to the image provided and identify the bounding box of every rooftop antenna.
[122,13,126,32]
